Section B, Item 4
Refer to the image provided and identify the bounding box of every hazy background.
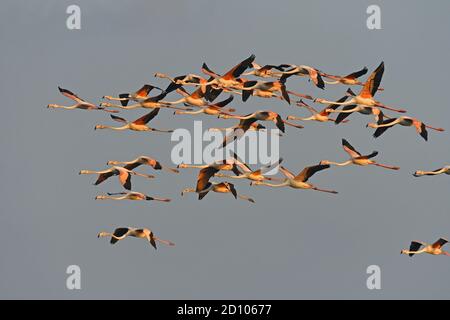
[1,0,449,299]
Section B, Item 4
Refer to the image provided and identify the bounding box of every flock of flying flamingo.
[48,55,449,257]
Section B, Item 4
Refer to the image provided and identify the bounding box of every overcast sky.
[1,0,450,299]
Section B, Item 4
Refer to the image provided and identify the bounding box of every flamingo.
[200,54,256,101]
[325,104,387,125]
[107,156,179,174]
[102,84,164,106]
[320,67,383,91]
[240,79,291,104]
[95,192,171,203]
[320,139,400,170]
[413,166,450,177]
[181,161,254,202]
[401,238,450,257]
[98,227,175,249]
[312,62,407,113]
[219,110,304,133]
[48,87,117,113]
[182,182,255,203]
[174,95,236,117]
[100,91,190,111]
[242,62,291,78]
[279,64,325,89]
[94,109,173,133]
[217,111,301,147]
[251,164,338,194]
[367,116,445,141]
[79,166,154,190]
[215,153,283,182]
[287,97,351,123]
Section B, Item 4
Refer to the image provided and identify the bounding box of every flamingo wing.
[360,62,384,98]
[111,228,131,244]
[344,67,368,80]
[133,109,160,125]
[295,164,331,182]
[222,54,256,80]
[432,238,448,249]
[342,139,361,158]
[408,241,425,257]
[58,86,84,102]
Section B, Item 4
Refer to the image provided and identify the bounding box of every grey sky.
[1,0,450,299]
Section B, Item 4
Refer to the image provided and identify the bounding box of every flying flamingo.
[94,109,174,133]
[320,66,384,91]
[100,91,190,111]
[181,163,254,202]
[287,97,351,123]
[312,62,407,113]
[200,54,256,101]
[107,156,179,174]
[401,238,450,257]
[219,110,304,133]
[413,166,450,177]
[174,95,236,117]
[98,227,175,249]
[242,62,291,78]
[102,84,164,106]
[279,64,325,89]
[95,192,171,203]
[251,164,338,194]
[325,104,387,125]
[320,139,400,170]
[79,166,154,190]
[367,116,445,141]
[240,79,291,104]
[48,87,117,113]
[217,111,301,147]
[215,153,284,182]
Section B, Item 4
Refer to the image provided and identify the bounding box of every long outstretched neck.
[314,98,351,106]
[323,80,340,85]
[181,188,196,196]
[175,109,204,115]
[96,125,129,131]
[48,104,77,109]
[101,102,140,110]
[288,116,315,121]
[255,181,290,187]
[325,161,352,167]
[159,98,186,105]
[79,170,100,175]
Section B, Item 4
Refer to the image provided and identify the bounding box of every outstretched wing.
[212,95,234,108]
[432,238,448,249]
[111,228,130,244]
[133,109,160,125]
[196,167,219,192]
[408,241,425,257]
[279,166,295,180]
[344,67,368,80]
[373,118,397,138]
[222,54,256,80]
[342,139,361,158]
[58,86,84,102]
[110,114,128,123]
[295,164,330,182]
[360,62,384,98]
